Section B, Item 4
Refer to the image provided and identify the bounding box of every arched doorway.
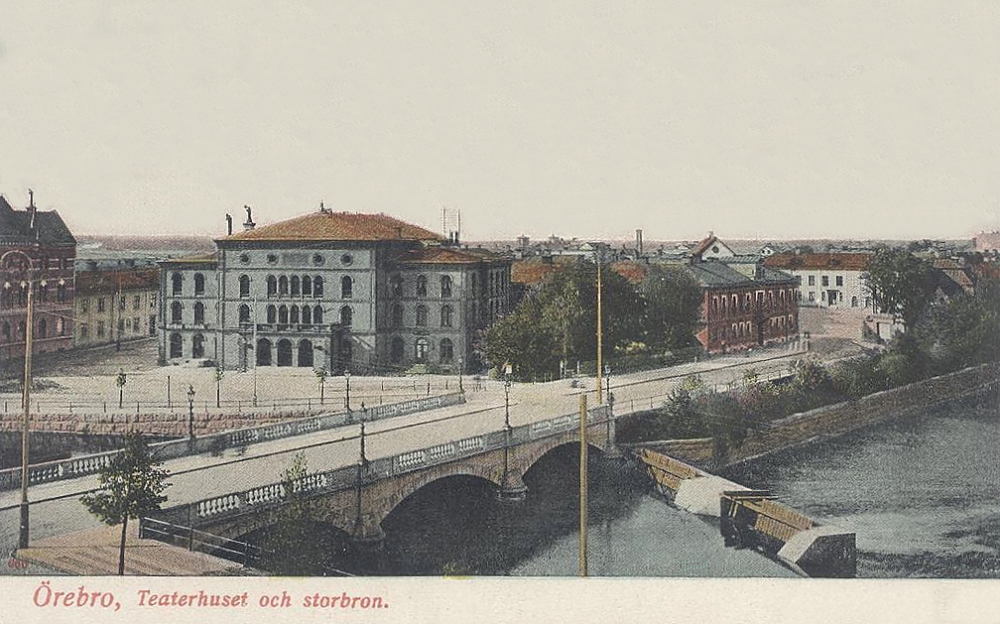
[297,339,314,367]
[277,339,293,366]
[257,338,272,366]
[169,333,183,358]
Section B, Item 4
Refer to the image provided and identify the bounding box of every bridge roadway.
[2,344,816,559]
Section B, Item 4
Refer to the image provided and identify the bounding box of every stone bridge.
[143,403,617,548]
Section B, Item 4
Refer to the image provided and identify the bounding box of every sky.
[1,1,999,242]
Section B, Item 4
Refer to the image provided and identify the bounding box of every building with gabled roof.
[763,252,874,310]
[159,205,511,373]
[1,191,77,362]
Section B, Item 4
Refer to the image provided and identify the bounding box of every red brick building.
[0,192,77,364]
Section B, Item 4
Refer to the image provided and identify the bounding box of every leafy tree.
[81,431,170,575]
[482,296,562,380]
[866,249,937,327]
[655,386,706,439]
[911,276,1000,372]
[639,264,703,350]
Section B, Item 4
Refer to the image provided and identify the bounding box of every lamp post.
[458,355,464,393]
[604,364,611,403]
[503,363,513,431]
[116,369,127,409]
[186,384,196,440]
[344,369,351,412]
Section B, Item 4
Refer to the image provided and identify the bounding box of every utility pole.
[19,274,34,549]
[578,393,588,577]
[596,252,603,404]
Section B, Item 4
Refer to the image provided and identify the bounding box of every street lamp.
[503,363,513,430]
[344,369,351,412]
[186,384,196,440]
[458,356,464,393]
[603,364,611,404]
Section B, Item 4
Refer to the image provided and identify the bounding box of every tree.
[81,431,170,575]
[259,453,331,575]
[866,249,937,327]
[639,264,703,350]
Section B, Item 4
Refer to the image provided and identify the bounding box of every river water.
[724,395,999,578]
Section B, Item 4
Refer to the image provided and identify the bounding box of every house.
[0,191,76,362]
[158,206,511,373]
[763,252,873,310]
[74,268,159,348]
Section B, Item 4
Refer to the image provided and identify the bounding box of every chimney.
[636,229,643,255]
[242,205,256,231]
[225,213,233,236]
[27,188,37,230]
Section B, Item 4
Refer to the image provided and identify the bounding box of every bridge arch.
[515,437,607,479]
[369,466,503,528]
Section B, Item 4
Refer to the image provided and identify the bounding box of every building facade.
[158,208,511,373]
[74,268,159,349]
[0,192,76,363]
[763,253,873,310]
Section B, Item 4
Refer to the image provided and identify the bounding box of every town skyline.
[3,2,1000,241]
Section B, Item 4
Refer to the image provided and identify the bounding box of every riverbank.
[638,362,999,470]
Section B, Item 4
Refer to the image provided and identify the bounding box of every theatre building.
[158,206,511,373]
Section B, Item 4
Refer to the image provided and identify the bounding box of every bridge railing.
[0,392,466,492]
[147,403,611,530]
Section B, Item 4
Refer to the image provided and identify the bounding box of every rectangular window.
[97,298,105,313]
[808,292,815,301]
[97,321,105,337]
[134,295,141,309]
[835,276,843,286]
[821,276,829,287]
[133,317,140,332]
[119,296,126,311]
[808,275,815,286]
[80,323,89,338]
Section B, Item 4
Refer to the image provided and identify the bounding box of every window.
[392,304,404,328]
[302,275,312,296]
[291,275,300,296]
[194,302,205,324]
[341,276,353,299]
[58,284,67,303]
[119,296,126,311]
[278,276,289,295]
[852,296,858,308]
[277,340,293,366]
[390,337,405,364]
[313,305,323,324]
[194,273,205,296]
[313,276,324,297]
[414,337,429,362]
[267,275,277,297]
[79,323,88,339]
[290,305,300,324]
[239,275,250,298]
[257,339,272,366]
[836,276,844,287]
[81,300,89,313]
[416,275,427,297]
[416,305,428,327]
[170,302,183,324]
[313,254,325,266]
[441,275,452,298]
[808,275,815,286]
[808,292,815,302]
[297,339,314,367]
[390,274,402,297]
[172,273,182,295]
[169,333,182,358]
[239,304,251,325]
[441,305,453,328]
[134,295,141,310]
[341,253,353,266]
[440,338,454,364]
[98,321,106,338]
[821,276,829,287]
[278,305,289,324]
[239,253,250,264]
[340,306,353,326]
[267,305,277,324]
[302,306,312,324]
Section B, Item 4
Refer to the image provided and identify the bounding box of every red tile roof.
[611,261,649,284]
[511,257,576,285]
[76,269,159,296]
[763,252,872,271]
[396,246,504,265]
[690,234,719,258]
[220,211,443,243]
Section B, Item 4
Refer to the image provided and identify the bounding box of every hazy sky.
[2,2,999,242]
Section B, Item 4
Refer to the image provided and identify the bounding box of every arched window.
[278,305,289,324]
[239,304,251,325]
[57,318,65,336]
[171,273,182,295]
[392,304,404,328]
[256,338,272,366]
[290,305,300,324]
[390,337,405,364]
[267,275,277,297]
[416,275,427,297]
[192,333,205,358]
[277,339,293,367]
[194,273,205,296]
[340,305,353,326]
[278,275,289,296]
[732,295,738,310]
[57,283,66,303]
[194,302,205,324]
[416,305,428,327]
[440,338,454,364]
[712,297,719,314]
[302,275,312,296]
[341,276,353,299]
[291,276,300,296]
[170,302,183,324]
[414,337,429,362]
[313,276,324,297]
[38,319,47,338]
[267,304,277,324]
[441,305,453,328]
[313,305,324,324]
[239,275,250,298]
[169,333,183,358]
[297,339,314,367]
[302,305,312,325]
[441,275,452,298]
[390,274,402,297]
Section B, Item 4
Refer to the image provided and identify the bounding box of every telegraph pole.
[596,252,603,404]
[578,393,588,577]
[19,276,34,548]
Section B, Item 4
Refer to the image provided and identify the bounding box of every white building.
[763,253,874,310]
